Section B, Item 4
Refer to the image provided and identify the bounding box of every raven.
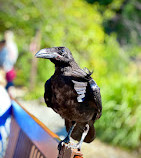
[35,47,102,150]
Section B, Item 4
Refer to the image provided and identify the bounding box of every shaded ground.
[16,93,139,158]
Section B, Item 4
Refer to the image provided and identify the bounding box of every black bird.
[35,47,102,150]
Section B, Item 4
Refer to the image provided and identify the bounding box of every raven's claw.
[58,136,70,151]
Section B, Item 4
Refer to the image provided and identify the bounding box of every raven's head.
[35,47,74,65]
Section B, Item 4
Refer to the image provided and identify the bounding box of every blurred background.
[0,0,141,157]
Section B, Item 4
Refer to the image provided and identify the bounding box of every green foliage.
[24,84,44,100]
[96,74,141,149]
[0,0,141,150]
[15,52,32,86]
[86,0,113,5]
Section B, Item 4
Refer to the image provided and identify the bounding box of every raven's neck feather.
[55,60,80,72]
[54,61,92,81]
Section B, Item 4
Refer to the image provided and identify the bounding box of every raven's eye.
[58,49,65,56]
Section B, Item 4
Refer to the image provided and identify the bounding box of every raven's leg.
[58,121,76,151]
[76,124,89,150]
[68,124,89,151]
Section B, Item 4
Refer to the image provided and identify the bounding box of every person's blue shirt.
[0,47,8,68]
[0,46,14,71]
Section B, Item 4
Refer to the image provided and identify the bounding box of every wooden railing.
[4,100,83,158]
[5,100,59,158]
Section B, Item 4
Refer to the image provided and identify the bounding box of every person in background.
[0,40,7,69]
[0,31,18,97]
[0,68,11,157]
[0,68,11,113]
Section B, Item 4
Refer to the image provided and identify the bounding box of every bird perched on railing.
[35,47,102,151]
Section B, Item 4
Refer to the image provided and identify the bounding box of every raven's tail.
[65,120,95,143]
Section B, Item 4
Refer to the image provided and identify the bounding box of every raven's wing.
[44,78,52,107]
[72,77,102,118]
[89,79,102,118]
[71,68,88,78]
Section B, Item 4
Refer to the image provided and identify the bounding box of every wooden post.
[29,30,41,90]
[58,143,83,158]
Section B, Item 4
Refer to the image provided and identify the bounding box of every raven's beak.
[35,48,58,59]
